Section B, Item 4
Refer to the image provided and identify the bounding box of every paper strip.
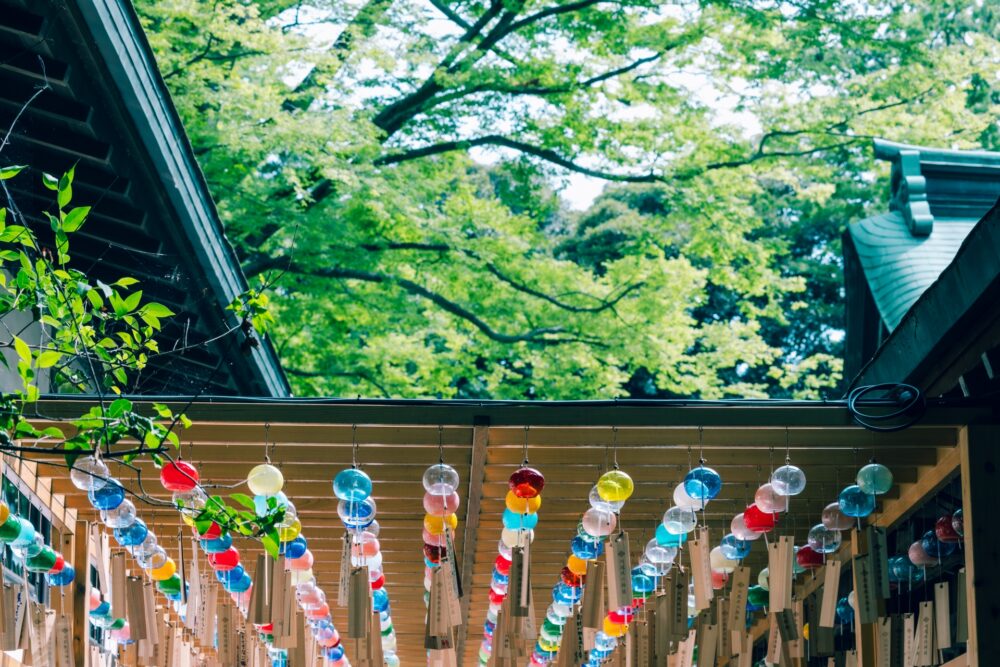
[819,559,842,628]
[689,528,713,611]
[934,582,951,650]
[607,532,632,612]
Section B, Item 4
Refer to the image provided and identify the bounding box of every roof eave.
[72,0,290,397]
[848,199,1000,395]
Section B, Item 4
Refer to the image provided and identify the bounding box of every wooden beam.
[456,418,489,666]
[872,446,961,530]
[958,424,1000,667]
[31,398,989,429]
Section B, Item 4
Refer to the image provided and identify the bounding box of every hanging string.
[784,426,791,465]
[852,447,861,531]
[698,426,705,466]
[611,426,619,471]
[351,424,359,469]
[522,425,530,466]
[263,422,272,463]
[437,425,444,465]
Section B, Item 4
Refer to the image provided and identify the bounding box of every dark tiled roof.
[847,140,1000,332]
[0,0,289,396]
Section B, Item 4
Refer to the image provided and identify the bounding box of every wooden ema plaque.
[689,528,713,611]
[727,566,750,650]
[606,532,632,612]
[582,559,605,650]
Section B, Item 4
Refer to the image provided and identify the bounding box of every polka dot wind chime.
[478,426,545,667]
[332,425,398,667]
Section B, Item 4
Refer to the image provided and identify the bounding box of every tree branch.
[416,51,663,111]
[283,0,395,110]
[701,139,862,171]
[243,255,605,346]
[286,367,391,397]
[375,134,662,182]
[506,0,608,33]
[484,263,645,313]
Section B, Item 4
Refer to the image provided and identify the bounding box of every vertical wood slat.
[457,417,489,666]
[958,424,1000,667]
[72,519,88,667]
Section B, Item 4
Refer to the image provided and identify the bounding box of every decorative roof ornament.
[888,150,934,235]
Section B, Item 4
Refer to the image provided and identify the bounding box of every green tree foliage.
[136,0,999,398]
[0,166,285,552]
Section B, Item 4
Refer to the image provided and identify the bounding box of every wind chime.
[421,426,463,666]
[479,426,545,667]
[333,425,397,667]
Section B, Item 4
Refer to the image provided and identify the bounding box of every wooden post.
[958,424,1000,666]
[72,519,89,667]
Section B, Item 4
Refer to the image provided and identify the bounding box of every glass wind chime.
[580,464,637,667]
[420,427,463,665]
[332,426,398,666]
[421,428,461,604]
[478,427,545,667]
[532,428,637,667]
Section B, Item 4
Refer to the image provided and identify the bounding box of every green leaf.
[57,167,74,208]
[62,206,90,232]
[109,291,127,316]
[230,493,257,511]
[114,277,139,287]
[107,397,132,418]
[13,337,30,363]
[194,517,214,536]
[122,291,142,314]
[40,426,64,438]
[36,350,62,368]
[0,165,26,180]
[62,439,89,468]
[41,173,58,191]
[261,530,280,558]
[140,302,174,318]
[86,290,104,310]
[179,414,192,429]
[151,403,172,419]
[15,421,40,437]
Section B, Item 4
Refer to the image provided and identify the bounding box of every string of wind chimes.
[479,427,545,667]
[334,425,399,667]
[421,426,464,667]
